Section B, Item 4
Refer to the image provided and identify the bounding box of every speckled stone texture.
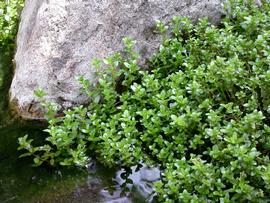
[10,0,224,119]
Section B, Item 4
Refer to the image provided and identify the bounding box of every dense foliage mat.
[0,0,23,83]
[19,1,270,202]
[0,0,23,51]
[0,0,23,123]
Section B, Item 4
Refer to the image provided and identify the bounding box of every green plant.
[0,0,23,123]
[0,0,24,51]
[19,1,270,202]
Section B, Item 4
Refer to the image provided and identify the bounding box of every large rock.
[10,0,224,120]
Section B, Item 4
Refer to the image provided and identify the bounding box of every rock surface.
[10,0,224,120]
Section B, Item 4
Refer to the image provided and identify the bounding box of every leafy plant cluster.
[0,0,23,51]
[19,1,270,202]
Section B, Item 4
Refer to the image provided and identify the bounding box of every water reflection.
[87,163,160,203]
[47,162,160,203]
[0,126,160,203]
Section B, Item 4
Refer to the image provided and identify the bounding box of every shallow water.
[0,51,159,202]
[0,126,158,202]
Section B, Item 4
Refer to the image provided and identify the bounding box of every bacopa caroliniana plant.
[0,0,24,51]
[19,1,270,202]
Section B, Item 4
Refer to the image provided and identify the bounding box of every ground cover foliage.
[0,0,23,122]
[19,1,270,202]
[0,0,23,51]
[0,0,23,84]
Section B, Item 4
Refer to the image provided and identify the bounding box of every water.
[0,51,160,202]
